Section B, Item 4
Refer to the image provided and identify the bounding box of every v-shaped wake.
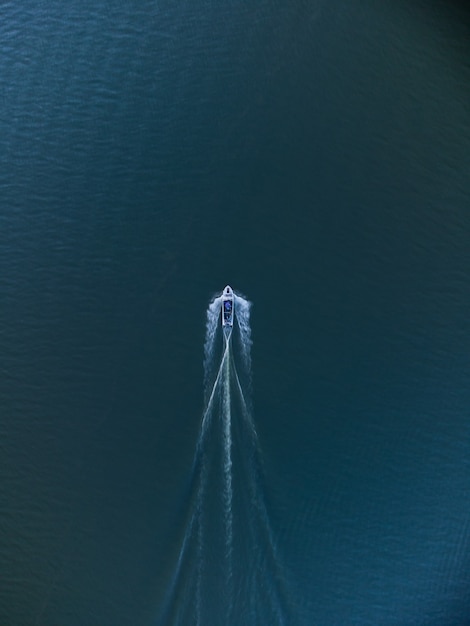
[157,289,289,626]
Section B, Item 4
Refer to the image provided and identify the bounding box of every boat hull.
[221,285,234,338]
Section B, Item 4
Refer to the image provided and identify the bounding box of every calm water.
[1,1,469,624]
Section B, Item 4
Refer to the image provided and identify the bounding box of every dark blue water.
[1,1,469,624]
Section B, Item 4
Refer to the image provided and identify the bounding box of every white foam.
[161,288,289,625]
[203,294,222,393]
[234,293,252,374]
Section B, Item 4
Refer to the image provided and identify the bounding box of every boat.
[221,285,234,336]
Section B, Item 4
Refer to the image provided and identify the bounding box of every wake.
[157,290,289,626]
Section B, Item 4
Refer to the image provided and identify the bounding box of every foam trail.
[231,351,257,439]
[156,507,197,626]
[234,294,252,373]
[198,353,225,448]
[195,453,205,626]
[222,340,233,613]
[246,438,290,626]
[159,288,290,626]
[204,295,222,394]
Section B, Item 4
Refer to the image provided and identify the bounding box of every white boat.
[221,285,234,337]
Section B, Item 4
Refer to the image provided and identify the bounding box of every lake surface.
[1,1,469,624]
